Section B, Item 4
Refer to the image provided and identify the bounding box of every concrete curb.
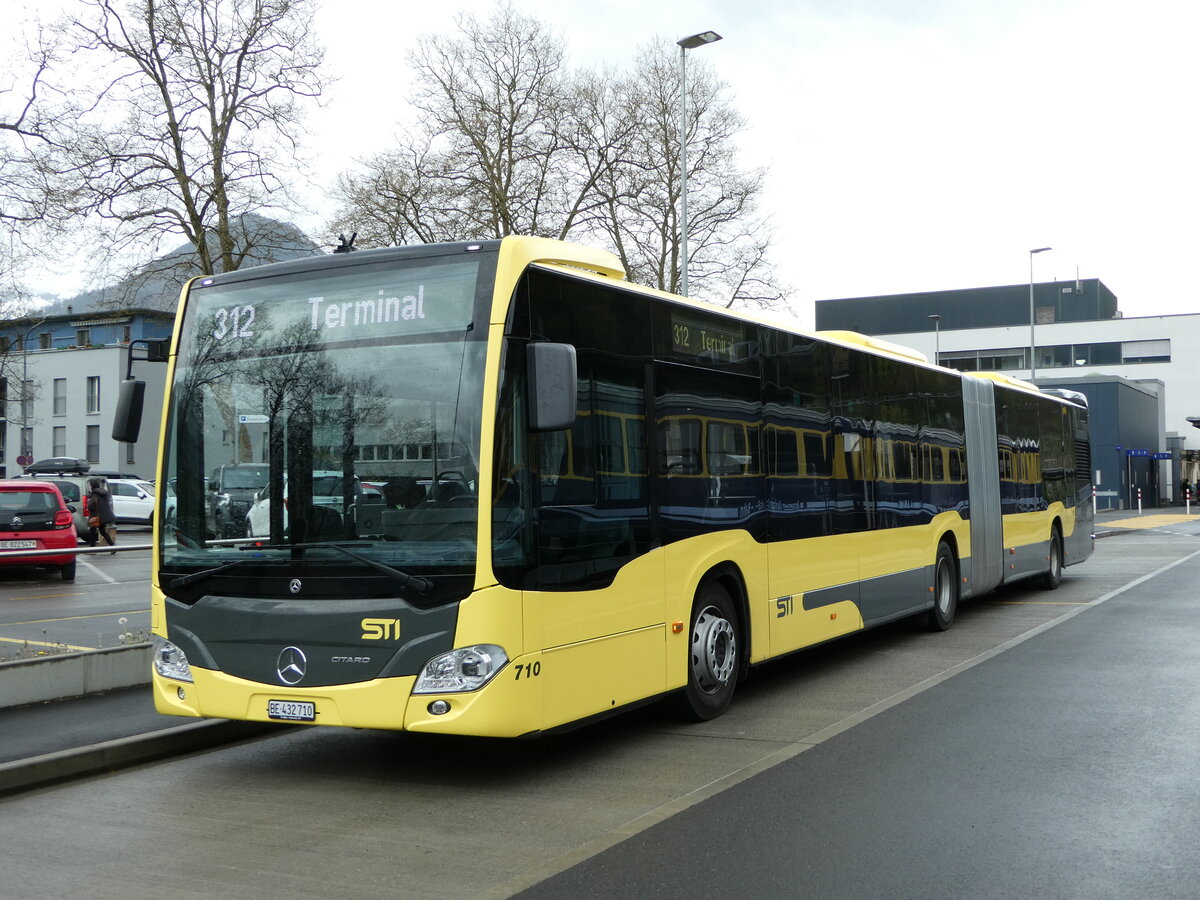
[0,645,151,710]
[0,718,286,797]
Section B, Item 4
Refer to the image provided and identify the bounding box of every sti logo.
[361,617,401,641]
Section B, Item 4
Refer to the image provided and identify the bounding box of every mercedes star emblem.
[289,578,302,594]
[276,646,307,685]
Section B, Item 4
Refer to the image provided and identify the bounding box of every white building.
[0,310,173,479]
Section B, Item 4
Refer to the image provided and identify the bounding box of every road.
[1,517,1198,898]
[0,527,152,659]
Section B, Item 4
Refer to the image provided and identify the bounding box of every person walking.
[87,478,118,553]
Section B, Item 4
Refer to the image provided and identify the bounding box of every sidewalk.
[0,686,279,795]
[1093,504,1198,536]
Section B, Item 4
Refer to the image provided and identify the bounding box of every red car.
[0,480,77,581]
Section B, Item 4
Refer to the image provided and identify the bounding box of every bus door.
[655,362,765,546]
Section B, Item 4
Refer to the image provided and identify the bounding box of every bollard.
[1092,485,1097,519]
[1137,487,1143,515]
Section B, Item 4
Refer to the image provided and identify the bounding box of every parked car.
[207,463,270,538]
[0,480,77,581]
[107,478,156,526]
[15,458,97,543]
[245,471,364,538]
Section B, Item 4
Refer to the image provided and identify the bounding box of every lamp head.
[678,31,723,49]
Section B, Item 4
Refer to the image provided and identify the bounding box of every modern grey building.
[0,309,174,479]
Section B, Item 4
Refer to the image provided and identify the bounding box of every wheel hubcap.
[936,560,953,615]
[691,605,736,694]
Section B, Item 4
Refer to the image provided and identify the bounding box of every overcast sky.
[307,0,1199,329]
[15,0,1200,329]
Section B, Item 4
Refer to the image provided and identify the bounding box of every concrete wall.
[0,644,151,710]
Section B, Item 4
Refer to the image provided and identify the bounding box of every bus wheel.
[925,542,958,632]
[677,582,740,721]
[1042,529,1063,590]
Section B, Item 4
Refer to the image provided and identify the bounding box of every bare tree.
[35,0,325,292]
[1,34,62,395]
[583,40,786,310]
[327,12,787,311]
[328,5,629,247]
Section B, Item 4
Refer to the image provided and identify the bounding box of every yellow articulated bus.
[118,236,1093,737]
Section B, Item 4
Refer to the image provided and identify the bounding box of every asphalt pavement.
[0,504,1191,799]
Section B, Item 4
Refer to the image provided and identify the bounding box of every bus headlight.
[413,645,508,694]
[152,635,194,683]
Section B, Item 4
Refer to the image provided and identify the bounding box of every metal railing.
[0,543,153,560]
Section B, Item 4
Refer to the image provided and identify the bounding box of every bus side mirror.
[527,342,577,432]
[146,339,170,362]
[112,379,146,443]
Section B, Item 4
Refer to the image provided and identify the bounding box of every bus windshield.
[159,250,495,590]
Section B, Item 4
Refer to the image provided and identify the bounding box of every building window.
[125,441,136,465]
[87,376,100,413]
[123,325,131,343]
[53,426,66,457]
[1122,339,1170,364]
[0,378,6,419]
[53,378,67,416]
[86,424,100,462]
[77,328,92,347]
[39,332,52,349]
[0,428,5,463]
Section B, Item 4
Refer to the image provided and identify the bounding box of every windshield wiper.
[243,541,433,595]
[167,557,267,590]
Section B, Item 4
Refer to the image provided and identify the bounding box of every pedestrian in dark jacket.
[87,478,117,552]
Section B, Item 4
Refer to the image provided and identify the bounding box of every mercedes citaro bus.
[115,236,1093,737]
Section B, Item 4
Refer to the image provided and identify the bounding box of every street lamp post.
[1028,247,1051,381]
[677,30,722,298]
[928,314,941,365]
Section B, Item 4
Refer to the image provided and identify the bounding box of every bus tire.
[676,581,741,721]
[925,542,958,632]
[1042,529,1063,590]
